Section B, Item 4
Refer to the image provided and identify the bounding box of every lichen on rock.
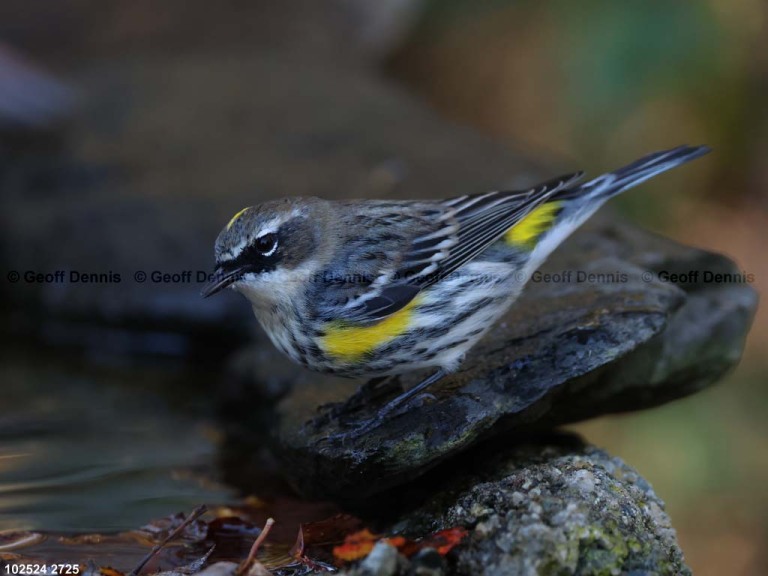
[399,437,691,576]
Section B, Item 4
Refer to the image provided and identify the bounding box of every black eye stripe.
[219,231,282,276]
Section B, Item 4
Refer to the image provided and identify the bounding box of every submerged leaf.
[333,526,467,563]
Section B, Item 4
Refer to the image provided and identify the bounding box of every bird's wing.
[326,172,583,323]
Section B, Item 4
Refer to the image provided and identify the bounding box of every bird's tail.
[511,144,710,274]
[559,144,711,203]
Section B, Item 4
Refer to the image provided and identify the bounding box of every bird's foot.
[316,384,444,444]
[311,375,403,429]
[308,369,447,444]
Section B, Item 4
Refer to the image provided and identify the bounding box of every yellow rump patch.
[320,297,421,361]
[505,201,562,248]
[226,207,250,231]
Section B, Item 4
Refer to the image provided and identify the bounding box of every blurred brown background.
[0,1,765,574]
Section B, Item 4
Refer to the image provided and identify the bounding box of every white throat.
[232,261,317,316]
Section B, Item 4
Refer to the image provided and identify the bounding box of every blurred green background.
[387,1,767,574]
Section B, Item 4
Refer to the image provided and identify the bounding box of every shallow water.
[0,352,236,532]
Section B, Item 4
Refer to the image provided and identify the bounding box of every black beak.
[201,267,245,298]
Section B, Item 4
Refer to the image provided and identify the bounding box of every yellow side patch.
[226,207,250,231]
[320,297,421,361]
[505,201,562,248]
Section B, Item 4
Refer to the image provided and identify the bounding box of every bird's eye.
[255,233,278,256]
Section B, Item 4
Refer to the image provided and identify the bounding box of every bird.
[202,145,710,432]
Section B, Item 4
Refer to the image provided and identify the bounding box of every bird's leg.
[347,374,403,409]
[323,369,448,439]
[313,368,448,441]
[313,374,400,427]
[371,369,447,420]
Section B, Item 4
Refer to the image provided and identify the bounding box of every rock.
[304,435,689,576]
[356,542,401,576]
[397,436,691,576]
[330,543,446,576]
[271,223,756,499]
[408,549,447,576]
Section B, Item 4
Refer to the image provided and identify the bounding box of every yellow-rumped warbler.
[202,145,709,428]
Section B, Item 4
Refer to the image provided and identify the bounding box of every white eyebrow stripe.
[220,239,248,262]
[218,213,290,262]
[255,215,283,236]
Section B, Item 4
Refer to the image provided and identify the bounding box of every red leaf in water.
[333,526,468,563]
[417,527,468,556]
[332,529,379,562]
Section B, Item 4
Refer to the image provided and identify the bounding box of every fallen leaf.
[332,529,380,562]
[333,526,468,563]
[404,527,468,557]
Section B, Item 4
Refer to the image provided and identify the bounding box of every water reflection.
[0,353,235,532]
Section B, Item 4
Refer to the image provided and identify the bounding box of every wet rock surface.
[270,223,756,499]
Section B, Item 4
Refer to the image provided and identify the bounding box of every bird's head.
[201,198,327,308]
